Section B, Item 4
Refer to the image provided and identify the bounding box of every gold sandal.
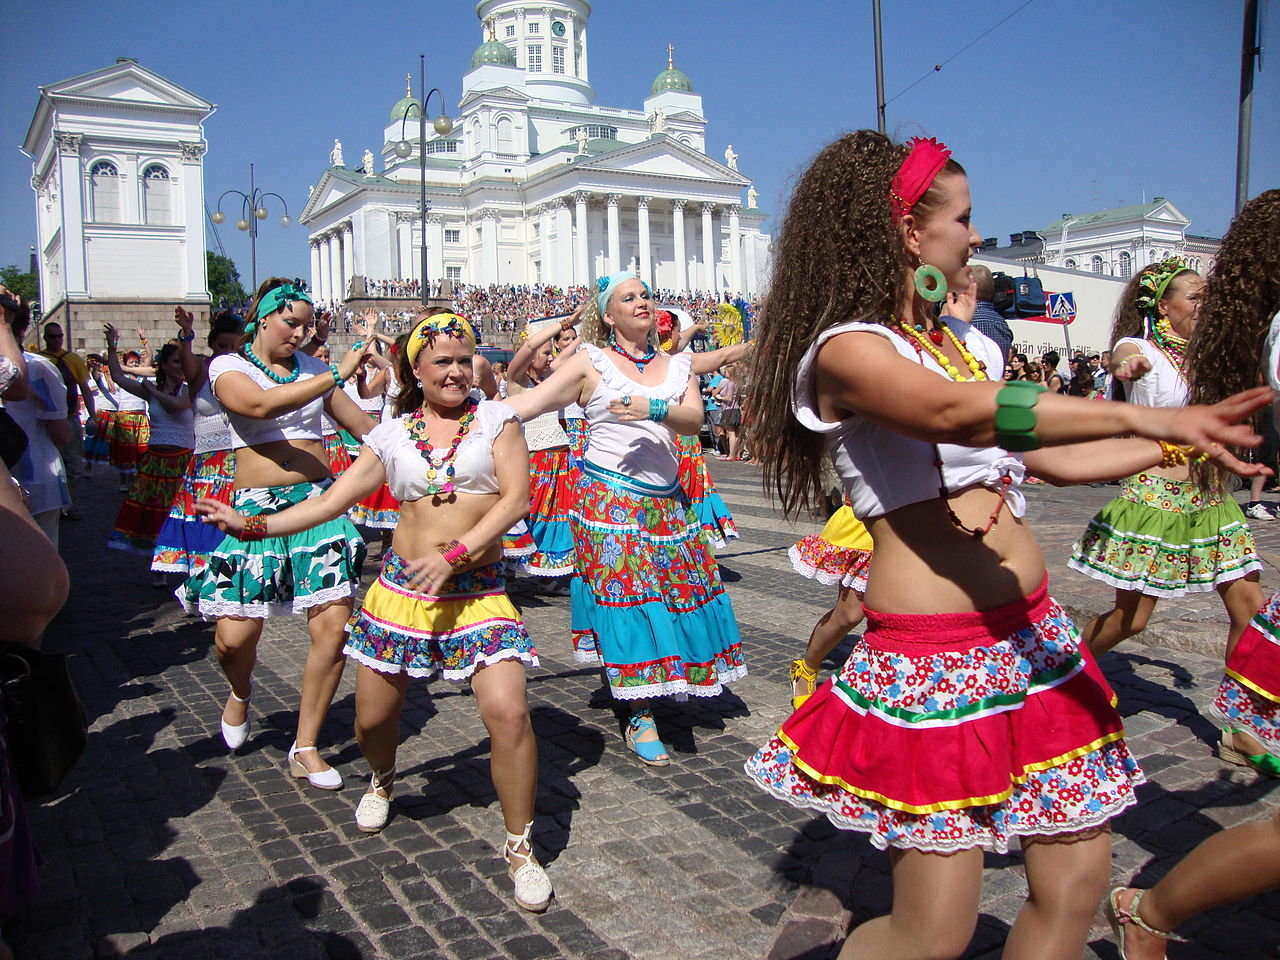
[1106,887,1187,959]
[789,659,819,711]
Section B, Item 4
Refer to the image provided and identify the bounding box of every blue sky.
[2,0,1276,284]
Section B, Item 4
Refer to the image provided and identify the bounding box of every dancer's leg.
[1083,589,1157,655]
[793,587,865,703]
[1005,829,1111,959]
[839,847,983,960]
[471,659,537,834]
[354,663,408,776]
[293,600,353,773]
[1219,573,1262,660]
[215,616,262,726]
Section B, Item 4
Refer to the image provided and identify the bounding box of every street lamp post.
[393,54,454,306]
[210,162,291,293]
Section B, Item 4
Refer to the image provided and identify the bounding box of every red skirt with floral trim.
[323,432,352,480]
[513,447,576,576]
[745,578,1144,853]
[1211,590,1280,759]
[788,506,873,593]
[108,409,149,472]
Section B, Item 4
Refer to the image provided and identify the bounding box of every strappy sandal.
[355,767,395,833]
[504,821,553,913]
[789,658,819,711]
[1218,727,1280,777]
[1106,887,1187,959]
[624,712,670,767]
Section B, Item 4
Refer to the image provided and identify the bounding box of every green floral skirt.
[179,479,366,619]
[1068,472,1260,598]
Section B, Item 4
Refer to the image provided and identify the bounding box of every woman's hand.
[1112,354,1152,381]
[354,309,379,341]
[313,312,331,344]
[945,278,978,325]
[403,549,456,595]
[607,395,652,421]
[103,323,119,351]
[562,302,585,330]
[337,338,374,382]
[194,498,248,536]
[1146,387,1275,474]
[174,306,195,336]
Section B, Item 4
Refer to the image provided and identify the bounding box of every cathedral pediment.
[459,86,532,108]
[573,137,748,184]
[42,61,212,112]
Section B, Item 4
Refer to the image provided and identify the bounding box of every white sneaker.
[1246,502,1275,521]
[355,769,394,833]
[504,823,553,913]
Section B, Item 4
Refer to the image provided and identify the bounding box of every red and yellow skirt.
[108,409,149,473]
[676,434,739,549]
[84,409,116,463]
[150,448,236,575]
[1211,590,1280,759]
[788,505,874,594]
[745,578,1144,853]
[511,447,576,577]
[108,446,192,554]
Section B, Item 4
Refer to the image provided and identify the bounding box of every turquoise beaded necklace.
[243,343,301,384]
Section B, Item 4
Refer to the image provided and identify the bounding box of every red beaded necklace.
[405,397,478,497]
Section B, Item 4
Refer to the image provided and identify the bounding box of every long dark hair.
[154,342,182,392]
[746,129,964,517]
[208,309,245,348]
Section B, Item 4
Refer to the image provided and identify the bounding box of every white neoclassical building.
[21,59,215,349]
[299,0,770,303]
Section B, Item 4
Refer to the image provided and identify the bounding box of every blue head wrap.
[595,271,649,317]
[245,282,312,335]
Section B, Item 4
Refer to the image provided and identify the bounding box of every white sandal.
[504,821,553,913]
[287,743,343,791]
[220,688,251,751]
[355,768,395,833]
[1106,887,1188,959]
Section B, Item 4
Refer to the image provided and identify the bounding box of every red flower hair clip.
[889,137,952,221]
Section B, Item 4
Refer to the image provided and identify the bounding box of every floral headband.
[889,137,952,221]
[405,312,477,365]
[1135,257,1193,318]
[246,283,311,334]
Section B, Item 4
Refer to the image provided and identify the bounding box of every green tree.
[206,251,247,307]
[0,265,38,305]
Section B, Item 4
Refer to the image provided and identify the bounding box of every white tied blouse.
[1114,336,1189,409]
[146,384,195,448]
[209,352,331,450]
[580,343,692,489]
[793,318,1025,521]
[361,397,518,502]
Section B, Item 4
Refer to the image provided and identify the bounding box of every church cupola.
[472,0,594,105]
[650,44,693,94]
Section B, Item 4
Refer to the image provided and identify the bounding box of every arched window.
[1091,255,1104,274]
[1064,258,1077,270]
[495,117,514,154]
[142,164,171,225]
[1118,250,1132,278]
[90,160,120,222]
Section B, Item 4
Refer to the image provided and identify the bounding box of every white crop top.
[581,343,692,488]
[793,319,1025,521]
[344,379,385,416]
[562,400,586,420]
[193,375,233,454]
[523,408,570,451]
[115,384,148,413]
[1114,336,1188,409]
[362,398,518,502]
[146,385,195,449]
[209,351,331,450]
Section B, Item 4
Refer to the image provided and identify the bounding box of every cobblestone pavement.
[8,464,1280,959]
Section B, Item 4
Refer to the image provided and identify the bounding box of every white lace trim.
[1066,556,1261,598]
[344,645,538,680]
[512,561,576,577]
[787,545,869,592]
[189,582,356,621]
[607,664,748,701]
[582,344,691,401]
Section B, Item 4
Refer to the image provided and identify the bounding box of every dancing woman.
[150,309,242,579]
[82,355,116,469]
[502,272,745,766]
[180,278,373,790]
[742,131,1270,959]
[106,349,151,491]
[106,327,194,583]
[554,321,589,469]
[1069,260,1262,655]
[196,312,551,912]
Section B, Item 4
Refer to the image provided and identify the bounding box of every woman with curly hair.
[501,272,745,767]
[741,130,1270,959]
[1068,260,1263,656]
[1105,189,1280,958]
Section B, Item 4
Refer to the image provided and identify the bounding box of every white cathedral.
[299,0,770,302]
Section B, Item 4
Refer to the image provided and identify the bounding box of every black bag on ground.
[0,643,87,798]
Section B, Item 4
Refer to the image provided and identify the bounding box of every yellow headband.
[405,313,477,365]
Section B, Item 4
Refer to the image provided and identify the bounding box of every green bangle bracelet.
[994,381,1046,452]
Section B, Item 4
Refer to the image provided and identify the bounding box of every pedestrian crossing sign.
[1047,292,1077,320]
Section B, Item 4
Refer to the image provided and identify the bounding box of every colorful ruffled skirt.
[676,434,739,549]
[1069,472,1260,597]
[108,446,192,554]
[501,520,537,565]
[179,479,366,619]
[345,552,538,680]
[108,409,149,474]
[788,505,873,593]
[745,579,1145,853]
[323,432,353,480]
[512,447,576,576]
[150,448,236,575]
[84,409,115,463]
[569,461,746,700]
[564,418,589,471]
[1210,590,1280,758]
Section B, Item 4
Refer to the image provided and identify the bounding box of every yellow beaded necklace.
[895,322,989,382]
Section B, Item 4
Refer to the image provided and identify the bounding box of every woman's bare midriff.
[233,439,331,489]
[862,485,1047,615]
[391,491,502,571]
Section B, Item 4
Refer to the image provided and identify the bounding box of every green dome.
[651,67,693,94]
[390,95,421,123]
[471,39,517,69]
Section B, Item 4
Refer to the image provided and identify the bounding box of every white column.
[328,232,342,303]
[309,240,321,298]
[343,222,356,294]
[727,204,742,295]
[396,215,412,279]
[744,232,758,296]
[672,199,688,293]
[579,20,589,81]
[605,194,621,273]
[317,236,331,302]
[573,192,589,284]
[701,203,716,295]
[636,196,652,289]
[122,153,140,225]
[554,199,573,286]
[481,211,499,284]
[538,205,554,284]
[427,216,445,290]
[178,142,208,299]
[55,133,88,297]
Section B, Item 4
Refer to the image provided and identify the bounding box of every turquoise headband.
[246,283,312,334]
[595,271,649,317]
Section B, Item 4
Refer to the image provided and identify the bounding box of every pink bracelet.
[442,539,472,568]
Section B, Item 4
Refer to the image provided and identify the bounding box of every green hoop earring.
[914,264,948,302]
